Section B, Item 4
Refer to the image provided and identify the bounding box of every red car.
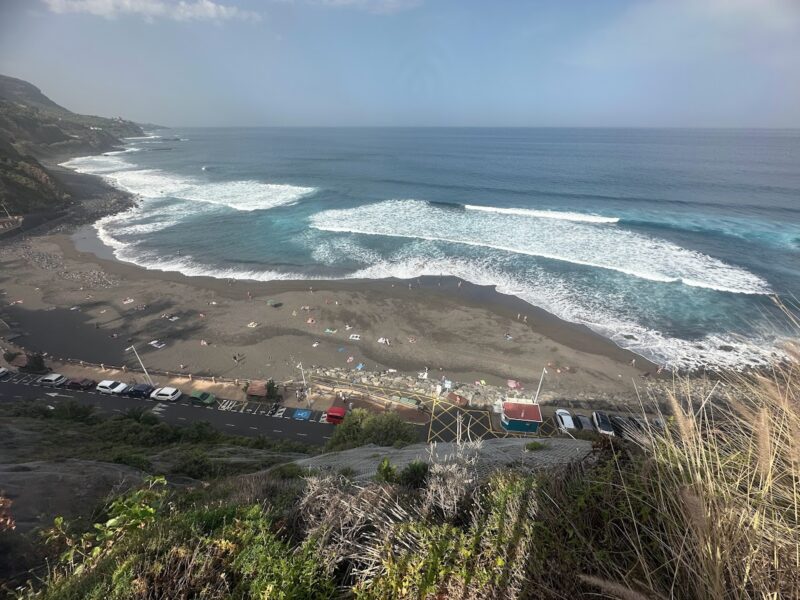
[66,378,96,391]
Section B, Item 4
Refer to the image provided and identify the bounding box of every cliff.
[0,74,147,215]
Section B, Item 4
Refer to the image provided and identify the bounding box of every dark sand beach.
[0,167,655,403]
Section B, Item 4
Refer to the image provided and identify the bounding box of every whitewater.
[60,128,800,371]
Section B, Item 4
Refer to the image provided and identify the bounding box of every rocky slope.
[0,74,147,215]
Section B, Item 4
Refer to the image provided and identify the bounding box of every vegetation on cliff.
[4,360,797,599]
[0,74,147,215]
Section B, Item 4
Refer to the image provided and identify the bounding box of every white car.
[37,373,67,387]
[151,387,182,402]
[96,380,129,395]
[0,367,9,379]
[554,409,576,432]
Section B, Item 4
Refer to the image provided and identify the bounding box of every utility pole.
[126,345,153,385]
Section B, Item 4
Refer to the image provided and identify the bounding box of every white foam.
[340,246,785,371]
[310,199,772,295]
[61,152,316,212]
[465,204,619,224]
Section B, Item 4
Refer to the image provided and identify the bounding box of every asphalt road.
[0,375,335,446]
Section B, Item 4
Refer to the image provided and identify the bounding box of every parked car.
[592,411,615,436]
[126,383,155,398]
[0,367,10,379]
[151,387,182,402]
[37,373,67,387]
[326,406,346,424]
[190,390,216,406]
[554,408,576,432]
[572,414,594,431]
[66,378,96,390]
[96,380,129,395]
[610,415,636,438]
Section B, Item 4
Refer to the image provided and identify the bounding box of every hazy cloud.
[303,0,422,14]
[43,0,262,22]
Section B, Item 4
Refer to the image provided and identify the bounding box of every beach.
[0,167,653,403]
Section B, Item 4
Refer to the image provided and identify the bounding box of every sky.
[0,0,799,127]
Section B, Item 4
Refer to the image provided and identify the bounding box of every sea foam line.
[465,204,619,223]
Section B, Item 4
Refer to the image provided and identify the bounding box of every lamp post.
[533,367,547,404]
[126,345,153,386]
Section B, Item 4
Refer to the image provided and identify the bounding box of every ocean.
[62,127,800,370]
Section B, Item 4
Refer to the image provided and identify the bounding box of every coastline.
[0,160,655,404]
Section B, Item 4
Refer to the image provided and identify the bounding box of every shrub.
[326,409,420,451]
[173,448,215,479]
[397,461,429,488]
[269,463,308,480]
[524,441,546,452]
[20,353,46,373]
[112,451,152,472]
[2,350,19,363]
[375,457,397,483]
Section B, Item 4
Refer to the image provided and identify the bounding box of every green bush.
[375,457,397,483]
[269,463,308,480]
[112,451,152,472]
[525,441,546,451]
[326,409,420,451]
[397,460,429,488]
[173,448,215,479]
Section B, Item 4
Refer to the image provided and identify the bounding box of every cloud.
[306,0,422,14]
[43,0,262,22]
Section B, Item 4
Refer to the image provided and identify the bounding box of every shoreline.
[0,149,665,407]
[1,205,654,406]
[68,222,654,370]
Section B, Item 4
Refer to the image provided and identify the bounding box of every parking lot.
[0,371,336,444]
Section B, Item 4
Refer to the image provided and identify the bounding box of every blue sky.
[1,0,799,127]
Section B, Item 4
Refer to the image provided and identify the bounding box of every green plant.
[375,457,397,483]
[173,448,215,479]
[524,441,546,451]
[21,353,46,373]
[111,451,152,472]
[397,461,429,488]
[326,409,420,451]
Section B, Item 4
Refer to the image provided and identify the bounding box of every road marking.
[249,426,258,430]
[323,436,331,439]
[178,417,186,421]
[273,429,282,433]
[226,423,235,427]
[296,433,307,437]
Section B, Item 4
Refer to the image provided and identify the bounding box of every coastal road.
[0,376,335,446]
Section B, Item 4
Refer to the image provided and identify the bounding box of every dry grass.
[585,361,800,599]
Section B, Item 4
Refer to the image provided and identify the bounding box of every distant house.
[500,399,542,433]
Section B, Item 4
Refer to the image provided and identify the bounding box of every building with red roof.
[501,399,543,433]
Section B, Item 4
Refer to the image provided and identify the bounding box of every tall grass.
[532,360,800,599]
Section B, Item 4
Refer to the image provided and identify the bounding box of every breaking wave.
[309,199,772,295]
